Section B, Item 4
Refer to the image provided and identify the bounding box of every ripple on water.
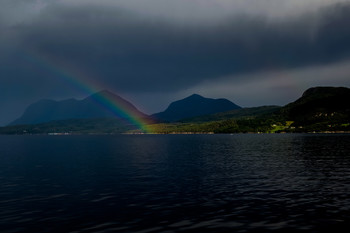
[0,134,349,232]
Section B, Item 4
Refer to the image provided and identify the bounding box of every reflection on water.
[0,134,350,232]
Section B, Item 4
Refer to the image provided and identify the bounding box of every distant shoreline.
[1,131,350,136]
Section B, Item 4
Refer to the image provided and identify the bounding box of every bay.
[0,134,350,232]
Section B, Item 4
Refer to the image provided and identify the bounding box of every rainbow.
[25,51,152,133]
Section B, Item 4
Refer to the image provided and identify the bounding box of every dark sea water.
[1,134,350,233]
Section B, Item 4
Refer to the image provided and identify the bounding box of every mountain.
[152,94,241,122]
[281,86,350,125]
[3,86,350,134]
[10,90,149,126]
[162,86,350,133]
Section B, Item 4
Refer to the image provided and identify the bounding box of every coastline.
[1,131,350,136]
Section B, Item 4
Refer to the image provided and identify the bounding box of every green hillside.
[279,87,350,132]
[181,105,281,122]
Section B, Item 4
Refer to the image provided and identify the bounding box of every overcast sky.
[1,0,350,125]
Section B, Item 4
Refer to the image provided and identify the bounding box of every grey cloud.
[12,1,350,91]
[1,0,350,125]
[65,0,348,21]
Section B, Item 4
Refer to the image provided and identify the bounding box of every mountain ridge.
[152,93,241,122]
[9,90,148,126]
[279,86,350,127]
[3,86,350,134]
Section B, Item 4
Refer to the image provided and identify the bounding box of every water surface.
[0,134,350,232]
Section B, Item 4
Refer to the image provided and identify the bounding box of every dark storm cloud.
[8,1,350,92]
[1,0,350,124]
